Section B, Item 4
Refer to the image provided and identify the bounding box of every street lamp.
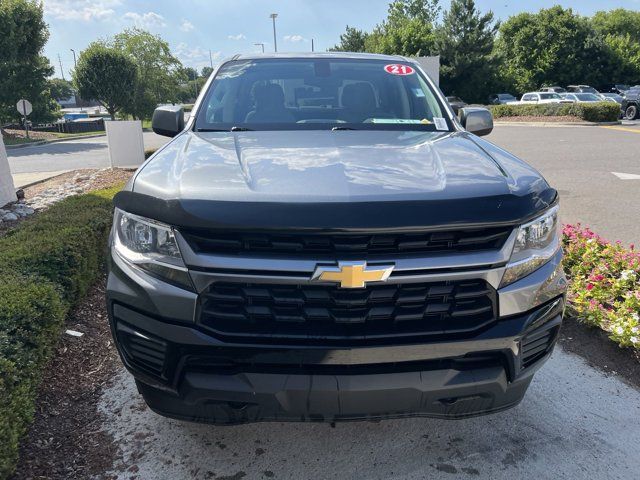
[270,13,278,52]
[254,42,265,53]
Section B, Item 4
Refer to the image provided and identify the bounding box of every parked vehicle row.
[447,82,637,118]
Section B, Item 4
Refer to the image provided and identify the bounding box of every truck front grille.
[198,280,497,345]
[181,227,512,257]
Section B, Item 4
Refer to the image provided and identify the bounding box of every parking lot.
[488,122,640,245]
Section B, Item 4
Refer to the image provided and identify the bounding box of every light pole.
[270,13,278,52]
[254,43,265,53]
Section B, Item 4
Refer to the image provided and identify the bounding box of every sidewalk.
[12,170,70,189]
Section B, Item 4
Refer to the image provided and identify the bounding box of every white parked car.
[519,92,573,104]
[560,93,603,103]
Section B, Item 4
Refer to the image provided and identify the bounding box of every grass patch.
[0,185,121,478]
[489,102,621,122]
[563,224,640,349]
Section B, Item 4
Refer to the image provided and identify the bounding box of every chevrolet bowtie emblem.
[312,262,395,289]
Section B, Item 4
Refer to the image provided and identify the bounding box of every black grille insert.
[119,328,168,376]
[181,227,512,257]
[198,280,497,344]
[521,327,557,369]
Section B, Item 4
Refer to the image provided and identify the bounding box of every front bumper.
[107,243,565,423]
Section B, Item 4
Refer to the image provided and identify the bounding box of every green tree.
[330,26,369,52]
[387,0,441,24]
[183,67,199,81]
[73,43,137,120]
[112,28,185,119]
[494,6,608,93]
[201,66,214,77]
[48,78,74,101]
[602,34,640,83]
[365,0,439,56]
[592,9,640,39]
[0,0,58,124]
[435,0,499,102]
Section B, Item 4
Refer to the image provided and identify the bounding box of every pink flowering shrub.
[562,224,640,349]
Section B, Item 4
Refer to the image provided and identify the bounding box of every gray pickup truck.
[107,53,566,424]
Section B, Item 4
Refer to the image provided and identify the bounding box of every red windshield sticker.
[384,64,415,76]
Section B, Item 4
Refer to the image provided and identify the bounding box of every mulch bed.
[559,315,640,389]
[11,277,121,480]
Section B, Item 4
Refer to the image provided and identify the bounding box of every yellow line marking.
[602,125,640,134]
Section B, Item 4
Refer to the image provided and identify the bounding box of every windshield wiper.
[331,126,357,131]
[230,126,254,132]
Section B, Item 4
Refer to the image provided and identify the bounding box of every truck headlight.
[500,206,560,287]
[113,208,192,289]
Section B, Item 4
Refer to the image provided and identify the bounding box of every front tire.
[625,104,638,120]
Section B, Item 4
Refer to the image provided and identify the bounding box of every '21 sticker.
[384,64,415,76]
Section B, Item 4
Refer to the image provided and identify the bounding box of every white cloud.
[284,34,307,43]
[44,0,121,21]
[180,19,195,32]
[228,34,246,41]
[123,11,166,29]
[175,42,222,69]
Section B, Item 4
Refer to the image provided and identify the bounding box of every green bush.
[0,185,121,479]
[488,102,621,122]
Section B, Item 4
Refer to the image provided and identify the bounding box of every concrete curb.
[494,120,622,127]
[5,133,107,150]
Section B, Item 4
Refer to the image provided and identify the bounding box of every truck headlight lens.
[113,208,192,289]
[501,206,560,287]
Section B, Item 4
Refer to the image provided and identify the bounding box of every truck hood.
[118,130,555,230]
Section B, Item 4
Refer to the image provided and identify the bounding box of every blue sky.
[43,0,640,79]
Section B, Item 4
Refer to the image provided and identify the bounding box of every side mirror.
[152,105,185,137]
[460,107,493,137]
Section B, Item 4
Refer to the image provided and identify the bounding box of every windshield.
[575,93,600,101]
[540,93,561,100]
[195,58,450,132]
[498,94,516,100]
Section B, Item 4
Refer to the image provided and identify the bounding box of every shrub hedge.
[488,102,621,122]
[0,185,121,479]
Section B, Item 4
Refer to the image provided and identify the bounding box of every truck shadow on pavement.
[98,349,640,480]
[6,141,106,158]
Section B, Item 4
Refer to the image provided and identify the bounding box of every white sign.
[16,99,32,116]
[0,135,17,206]
[106,120,145,168]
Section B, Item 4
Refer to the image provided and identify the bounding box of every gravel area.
[0,168,133,236]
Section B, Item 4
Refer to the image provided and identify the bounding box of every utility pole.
[70,49,82,111]
[270,13,278,52]
[58,54,65,81]
[209,50,214,69]
[254,43,265,53]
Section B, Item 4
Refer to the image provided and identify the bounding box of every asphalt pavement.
[6,131,168,174]
[99,348,640,479]
[486,122,640,245]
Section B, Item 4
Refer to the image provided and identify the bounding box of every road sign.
[16,99,33,116]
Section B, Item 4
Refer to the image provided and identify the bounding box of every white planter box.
[106,120,145,168]
[0,135,17,206]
